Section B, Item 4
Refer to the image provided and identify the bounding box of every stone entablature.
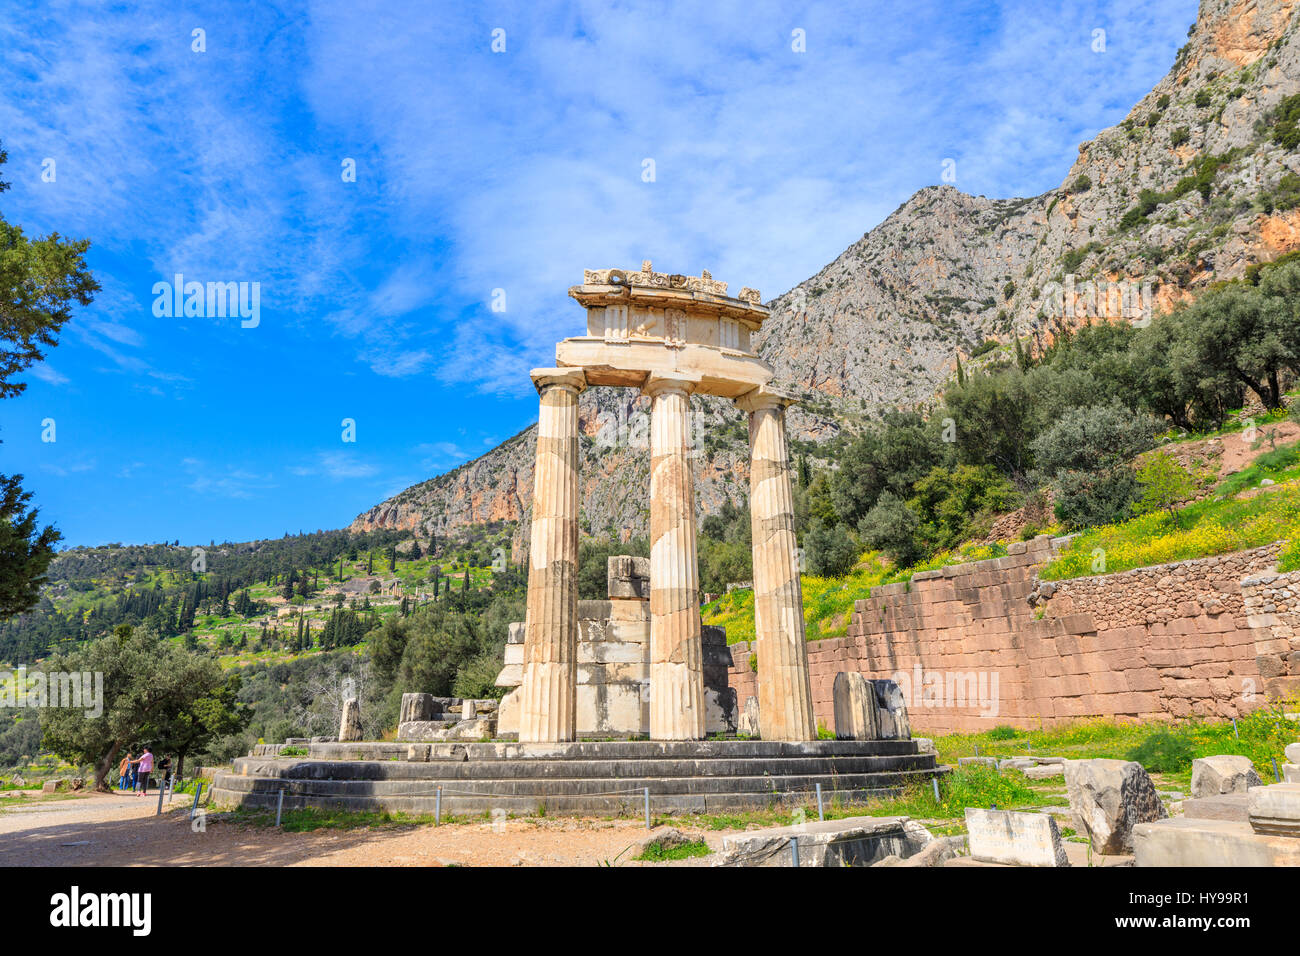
[560,261,774,399]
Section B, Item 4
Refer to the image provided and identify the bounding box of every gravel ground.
[0,790,724,867]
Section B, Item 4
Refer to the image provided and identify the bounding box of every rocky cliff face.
[351,0,1300,547]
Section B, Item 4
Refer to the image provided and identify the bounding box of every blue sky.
[0,0,1197,547]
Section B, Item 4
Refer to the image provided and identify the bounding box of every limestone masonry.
[728,536,1297,734]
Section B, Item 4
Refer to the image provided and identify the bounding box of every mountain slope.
[352,0,1300,549]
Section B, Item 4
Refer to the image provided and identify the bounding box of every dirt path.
[0,791,723,867]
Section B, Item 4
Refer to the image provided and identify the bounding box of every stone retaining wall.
[726,537,1293,736]
[1241,567,1300,702]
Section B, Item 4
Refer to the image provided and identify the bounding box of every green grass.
[1039,479,1300,580]
[855,765,1040,819]
[930,705,1300,782]
[227,805,448,831]
[633,839,712,862]
[1214,441,1300,498]
[702,541,1010,643]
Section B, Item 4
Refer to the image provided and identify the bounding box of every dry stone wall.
[727,537,1292,735]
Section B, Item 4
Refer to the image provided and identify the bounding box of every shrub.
[805,520,860,577]
[1271,92,1300,150]
[1170,126,1190,147]
[1125,728,1195,773]
[857,493,923,567]
[1194,89,1212,108]
[1072,174,1092,193]
[634,839,711,862]
[1031,404,1160,529]
[1134,450,1201,525]
[907,464,1018,552]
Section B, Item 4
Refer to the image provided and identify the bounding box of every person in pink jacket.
[131,747,155,796]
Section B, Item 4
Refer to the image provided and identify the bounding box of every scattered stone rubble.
[396,692,500,742]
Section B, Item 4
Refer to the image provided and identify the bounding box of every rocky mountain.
[352,0,1300,550]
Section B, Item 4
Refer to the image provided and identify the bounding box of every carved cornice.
[581,260,762,306]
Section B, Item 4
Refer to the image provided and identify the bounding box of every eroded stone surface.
[1191,755,1263,797]
[1065,759,1168,854]
[871,679,911,740]
[338,698,362,743]
[712,815,931,867]
[1135,817,1300,867]
[1248,782,1300,836]
[833,671,879,740]
[965,808,1070,867]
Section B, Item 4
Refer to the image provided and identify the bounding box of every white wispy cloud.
[30,365,69,386]
[290,451,381,480]
[0,0,1198,477]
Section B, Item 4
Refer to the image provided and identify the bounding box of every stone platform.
[210,738,946,816]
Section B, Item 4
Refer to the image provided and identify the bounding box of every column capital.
[642,372,699,398]
[530,367,587,395]
[734,385,798,413]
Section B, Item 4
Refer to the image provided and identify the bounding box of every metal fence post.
[155,783,164,815]
[790,835,800,868]
[643,787,650,830]
[435,785,442,826]
[932,777,941,801]
[275,788,285,827]
[815,783,824,821]
[190,782,204,820]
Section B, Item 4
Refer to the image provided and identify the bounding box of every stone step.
[228,753,938,782]
[214,738,947,815]
[300,738,924,762]
[208,784,911,817]
[214,765,941,800]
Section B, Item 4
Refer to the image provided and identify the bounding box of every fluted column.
[737,388,816,741]
[518,368,586,743]
[645,375,707,740]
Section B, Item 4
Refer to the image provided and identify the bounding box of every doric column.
[737,387,816,741]
[518,368,586,743]
[645,375,707,740]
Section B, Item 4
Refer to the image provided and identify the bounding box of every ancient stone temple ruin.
[495,556,737,736]
[515,263,816,743]
[211,262,942,820]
